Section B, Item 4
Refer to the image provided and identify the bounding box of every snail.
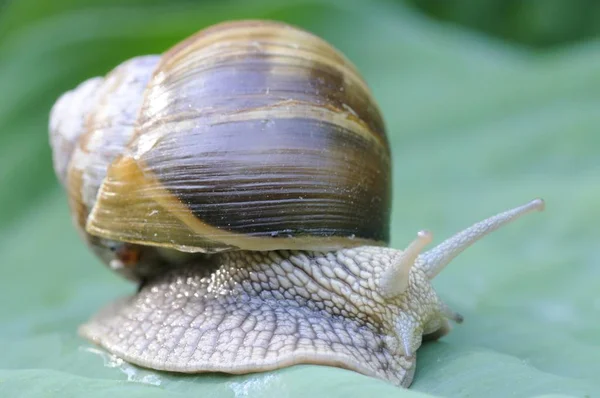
[48,20,544,388]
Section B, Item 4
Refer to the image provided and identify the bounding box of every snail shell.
[49,20,544,388]
[50,20,391,278]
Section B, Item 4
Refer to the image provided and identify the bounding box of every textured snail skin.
[79,199,544,387]
[80,247,444,387]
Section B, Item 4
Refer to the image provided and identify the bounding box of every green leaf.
[0,0,598,397]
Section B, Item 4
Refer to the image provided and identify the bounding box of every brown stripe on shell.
[137,20,387,147]
[133,99,383,157]
[142,116,390,242]
[163,20,355,78]
[86,155,382,253]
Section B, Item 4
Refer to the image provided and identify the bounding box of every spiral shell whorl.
[49,77,104,186]
[49,55,160,226]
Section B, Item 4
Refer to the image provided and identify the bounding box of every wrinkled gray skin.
[79,200,544,387]
[81,248,436,387]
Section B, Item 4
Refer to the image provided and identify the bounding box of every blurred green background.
[0,0,598,397]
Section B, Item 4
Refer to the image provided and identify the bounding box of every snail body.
[49,20,544,387]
